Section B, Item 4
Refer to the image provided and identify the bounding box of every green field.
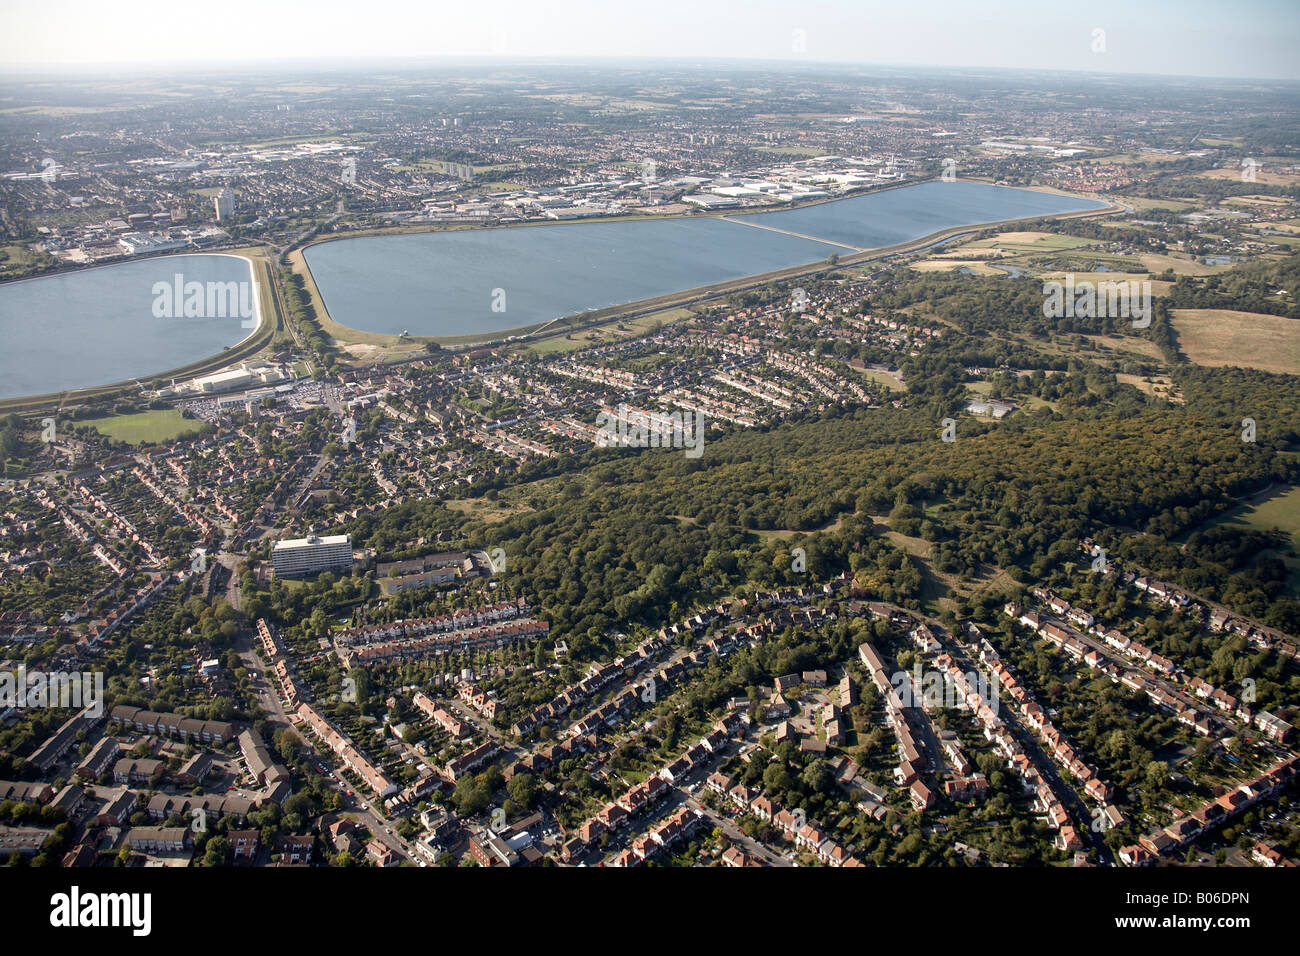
[1208,484,1300,597]
[81,409,209,445]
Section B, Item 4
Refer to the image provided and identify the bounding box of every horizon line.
[1,54,1298,86]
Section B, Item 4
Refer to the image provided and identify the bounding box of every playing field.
[1170,309,1300,375]
[81,409,209,445]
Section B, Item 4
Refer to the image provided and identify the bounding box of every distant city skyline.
[1,0,1298,81]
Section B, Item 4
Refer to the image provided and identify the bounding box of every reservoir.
[0,182,1104,400]
[305,181,1105,337]
[0,254,260,401]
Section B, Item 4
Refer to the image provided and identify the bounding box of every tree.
[204,836,231,866]
[506,772,537,811]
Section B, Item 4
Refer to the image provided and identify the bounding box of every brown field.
[1096,151,1197,166]
[1117,372,1184,404]
[1037,272,1175,295]
[1083,334,1167,360]
[909,259,1003,275]
[1138,253,1233,276]
[1254,219,1300,234]
[1113,196,1197,212]
[1223,195,1294,208]
[1171,309,1300,375]
[858,368,906,392]
[1194,167,1300,187]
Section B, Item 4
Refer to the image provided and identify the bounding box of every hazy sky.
[1,0,1297,80]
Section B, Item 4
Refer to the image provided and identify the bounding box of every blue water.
[305,217,843,337]
[0,254,259,400]
[305,181,1104,337]
[741,181,1103,250]
[0,182,1105,399]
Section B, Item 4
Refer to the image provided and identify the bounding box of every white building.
[272,534,353,577]
[214,188,236,221]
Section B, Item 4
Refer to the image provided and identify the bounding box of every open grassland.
[1223,195,1294,209]
[1116,372,1184,404]
[1139,253,1234,276]
[0,243,57,279]
[1036,271,1174,294]
[857,368,906,392]
[1204,485,1300,597]
[1093,151,1198,166]
[81,409,208,445]
[1080,333,1167,360]
[908,259,1004,275]
[1171,309,1300,375]
[964,231,1093,252]
[1113,196,1198,213]
[1194,167,1300,187]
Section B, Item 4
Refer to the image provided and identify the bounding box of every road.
[943,624,1115,866]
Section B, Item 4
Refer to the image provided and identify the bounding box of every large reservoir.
[0,254,260,401]
[303,181,1106,337]
[0,183,1105,400]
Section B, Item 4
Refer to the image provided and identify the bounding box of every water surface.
[0,254,259,400]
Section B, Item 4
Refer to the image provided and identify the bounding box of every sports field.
[81,409,209,445]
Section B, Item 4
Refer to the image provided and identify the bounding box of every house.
[113,758,164,785]
[909,779,934,811]
[706,772,733,795]
[0,780,53,804]
[1055,825,1083,853]
[229,829,260,861]
[1120,844,1155,867]
[368,839,398,867]
[839,675,858,707]
[773,809,800,835]
[597,803,628,828]
[1085,778,1113,802]
[124,826,190,854]
[50,784,85,816]
[1139,831,1176,856]
[1252,842,1292,868]
[721,846,750,867]
[773,674,801,694]
[1255,711,1293,743]
[278,834,314,865]
[177,751,215,786]
[94,789,139,827]
[76,737,120,782]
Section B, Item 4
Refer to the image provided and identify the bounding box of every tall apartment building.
[272,534,353,578]
[214,187,235,221]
